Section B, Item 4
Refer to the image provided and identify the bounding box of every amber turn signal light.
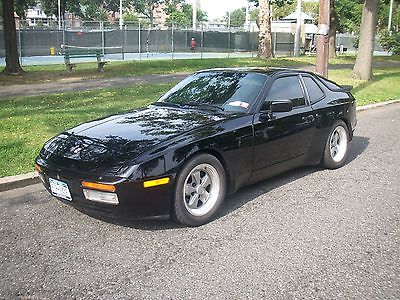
[81,181,116,192]
[143,177,170,188]
[34,163,43,173]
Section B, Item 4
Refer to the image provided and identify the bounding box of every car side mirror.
[271,100,293,113]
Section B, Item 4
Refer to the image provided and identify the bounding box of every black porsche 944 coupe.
[35,68,356,226]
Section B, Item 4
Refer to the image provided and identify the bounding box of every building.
[25,3,56,27]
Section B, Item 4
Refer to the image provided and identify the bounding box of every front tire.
[173,154,226,226]
[322,120,349,169]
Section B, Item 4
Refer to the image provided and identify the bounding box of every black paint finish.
[36,68,357,220]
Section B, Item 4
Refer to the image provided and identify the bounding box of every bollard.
[50,47,56,55]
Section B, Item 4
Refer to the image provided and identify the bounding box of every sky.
[187,0,251,21]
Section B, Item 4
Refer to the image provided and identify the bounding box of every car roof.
[195,67,319,78]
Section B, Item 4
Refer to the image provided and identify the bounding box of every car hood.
[39,106,225,174]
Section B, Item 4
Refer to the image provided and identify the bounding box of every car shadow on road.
[219,136,369,219]
[88,135,369,231]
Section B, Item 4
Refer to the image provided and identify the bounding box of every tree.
[165,2,208,27]
[257,0,273,58]
[123,12,139,23]
[379,30,400,54]
[329,0,337,59]
[250,0,294,58]
[271,1,317,21]
[128,0,165,25]
[353,0,379,80]
[14,0,35,18]
[335,0,363,33]
[1,0,23,74]
[225,8,246,27]
[40,0,82,20]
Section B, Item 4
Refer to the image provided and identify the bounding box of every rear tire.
[322,120,349,169]
[173,154,226,226]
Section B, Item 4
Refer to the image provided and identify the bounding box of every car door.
[252,75,316,170]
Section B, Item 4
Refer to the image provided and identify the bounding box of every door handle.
[301,115,315,123]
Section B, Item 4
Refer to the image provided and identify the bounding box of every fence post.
[171,23,174,60]
[120,23,124,60]
[18,20,22,66]
[156,27,159,53]
[62,19,66,47]
[201,23,204,59]
[273,32,277,56]
[146,25,150,58]
[138,21,141,60]
[227,12,231,58]
[251,25,254,58]
[185,27,188,51]
[101,21,105,56]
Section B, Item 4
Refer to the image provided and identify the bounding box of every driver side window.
[266,76,306,108]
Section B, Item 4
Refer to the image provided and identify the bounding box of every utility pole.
[119,0,123,30]
[245,1,250,31]
[294,0,302,57]
[316,0,330,77]
[58,0,61,30]
[388,0,394,32]
[193,0,198,31]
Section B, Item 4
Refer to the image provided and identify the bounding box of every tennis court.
[0,51,254,66]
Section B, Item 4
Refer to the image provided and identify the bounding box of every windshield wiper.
[152,102,183,109]
[184,103,225,112]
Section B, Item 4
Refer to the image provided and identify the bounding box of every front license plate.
[49,178,72,201]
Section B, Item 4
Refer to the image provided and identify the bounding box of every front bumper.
[37,164,174,220]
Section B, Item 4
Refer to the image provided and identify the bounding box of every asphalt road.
[1,104,399,299]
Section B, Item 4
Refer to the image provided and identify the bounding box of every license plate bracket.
[49,178,72,201]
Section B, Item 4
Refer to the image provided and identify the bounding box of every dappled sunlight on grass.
[0,83,173,177]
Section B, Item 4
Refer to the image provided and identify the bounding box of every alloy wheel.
[329,126,348,163]
[183,163,220,217]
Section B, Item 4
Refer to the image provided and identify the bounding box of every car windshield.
[156,71,268,112]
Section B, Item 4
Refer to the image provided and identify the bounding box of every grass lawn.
[0,57,308,86]
[0,64,399,177]
[1,54,398,86]
[0,83,174,177]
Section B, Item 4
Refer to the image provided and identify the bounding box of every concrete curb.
[356,99,400,112]
[1,99,399,193]
[0,172,40,192]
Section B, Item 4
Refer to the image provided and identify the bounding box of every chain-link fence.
[0,20,388,65]
[0,20,302,64]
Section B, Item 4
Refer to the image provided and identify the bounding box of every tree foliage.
[225,8,246,27]
[40,0,117,21]
[271,1,318,21]
[126,0,164,24]
[379,30,400,54]
[165,2,207,27]
[335,0,363,33]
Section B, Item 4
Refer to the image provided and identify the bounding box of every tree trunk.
[2,0,24,74]
[353,0,379,80]
[329,0,337,59]
[258,0,273,58]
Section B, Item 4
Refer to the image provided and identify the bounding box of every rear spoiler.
[340,85,353,92]
[330,85,353,92]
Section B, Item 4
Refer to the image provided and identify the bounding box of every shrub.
[379,30,400,55]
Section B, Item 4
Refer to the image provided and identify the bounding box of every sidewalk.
[0,73,189,100]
